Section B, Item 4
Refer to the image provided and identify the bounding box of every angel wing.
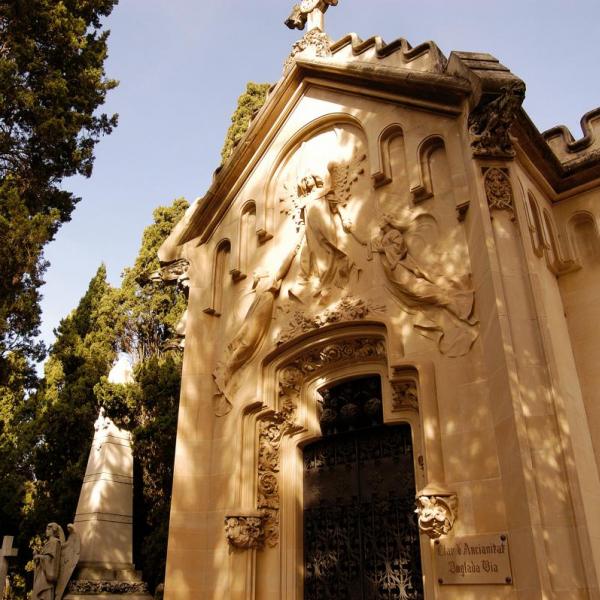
[327,152,366,205]
[55,524,80,600]
[279,182,306,231]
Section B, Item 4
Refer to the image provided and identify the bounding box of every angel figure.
[284,153,365,304]
[213,242,300,415]
[373,212,478,356]
[32,523,79,600]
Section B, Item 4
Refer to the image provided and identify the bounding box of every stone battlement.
[330,33,446,73]
[543,106,600,163]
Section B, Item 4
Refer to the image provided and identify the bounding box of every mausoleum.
[157,2,600,598]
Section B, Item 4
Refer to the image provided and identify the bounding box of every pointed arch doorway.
[303,376,424,600]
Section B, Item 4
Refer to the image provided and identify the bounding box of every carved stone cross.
[285,0,339,32]
[0,536,18,598]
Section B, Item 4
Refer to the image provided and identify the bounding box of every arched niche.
[259,113,369,242]
[525,192,547,258]
[372,123,406,189]
[542,208,577,275]
[229,324,453,600]
[568,210,600,267]
[230,200,258,282]
[203,238,231,316]
[411,135,445,203]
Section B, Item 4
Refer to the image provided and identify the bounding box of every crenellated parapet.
[330,33,446,73]
[543,107,600,164]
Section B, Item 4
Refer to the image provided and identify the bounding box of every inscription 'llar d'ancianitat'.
[435,533,513,585]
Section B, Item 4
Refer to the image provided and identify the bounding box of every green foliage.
[0,0,118,388]
[0,264,119,595]
[119,199,189,362]
[220,82,270,163]
[1,198,189,596]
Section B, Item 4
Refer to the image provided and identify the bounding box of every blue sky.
[40,0,600,349]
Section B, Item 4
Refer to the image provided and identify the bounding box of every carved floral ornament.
[415,484,458,539]
[483,167,514,214]
[224,514,264,550]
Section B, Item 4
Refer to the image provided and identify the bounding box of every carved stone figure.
[284,155,365,304]
[468,81,526,158]
[32,523,79,600]
[213,245,299,414]
[415,487,458,539]
[224,515,264,550]
[373,212,478,356]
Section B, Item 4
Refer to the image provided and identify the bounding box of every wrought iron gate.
[303,377,423,600]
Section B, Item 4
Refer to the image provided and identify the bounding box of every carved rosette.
[257,336,387,546]
[468,81,526,158]
[224,514,264,550]
[415,486,458,539]
[391,380,418,412]
[483,167,514,213]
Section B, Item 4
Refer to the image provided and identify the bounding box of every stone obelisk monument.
[64,407,151,599]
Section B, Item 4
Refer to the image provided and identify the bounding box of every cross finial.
[285,0,339,33]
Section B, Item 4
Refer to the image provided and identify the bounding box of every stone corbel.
[415,484,458,539]
[224,513,264,550]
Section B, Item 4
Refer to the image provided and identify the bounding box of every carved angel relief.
[372,210,478,357]
[281,152,366,304]
[212,150,369,413]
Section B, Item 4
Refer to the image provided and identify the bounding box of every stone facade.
[158,13,600,600]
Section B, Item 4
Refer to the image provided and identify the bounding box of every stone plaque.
[435,533,512,585]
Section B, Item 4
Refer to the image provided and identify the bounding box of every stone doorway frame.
[232,323,450,600]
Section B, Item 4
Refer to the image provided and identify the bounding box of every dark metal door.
[303,379,423,600]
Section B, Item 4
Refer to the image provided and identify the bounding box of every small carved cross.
[285,0,339,32]
[0,536,18,598]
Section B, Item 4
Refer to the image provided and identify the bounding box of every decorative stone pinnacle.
[285,0,339,33]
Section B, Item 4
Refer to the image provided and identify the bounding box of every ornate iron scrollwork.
[304,377,424,599]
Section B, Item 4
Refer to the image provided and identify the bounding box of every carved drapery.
[415,487,458,539]
[257,336,387,546]
[224,515,264,550]
[483,167,513,214]
[373,211,478,357]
